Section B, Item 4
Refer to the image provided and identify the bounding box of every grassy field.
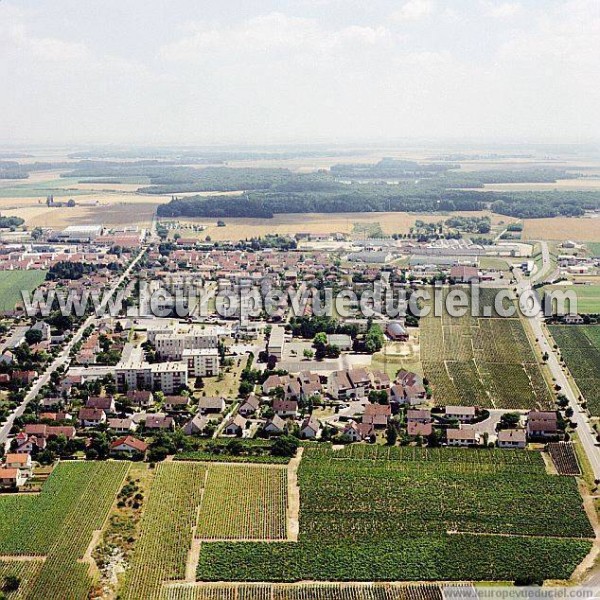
[196,446,592,583]
[585,242,600,257]
[371,339,423,379]
[478,257,513,272]
[543,284,600,314]
[549,325,600,416]
[201,354,248,398]
[0,270,47,312]
[419,287,553,409]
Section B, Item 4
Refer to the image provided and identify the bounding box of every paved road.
[0,246,147,450]
[527,308,600,478]
[515,245,600,479]
[532,240,560,284]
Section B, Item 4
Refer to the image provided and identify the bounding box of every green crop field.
[196,446,592,583]
[176,451,290,465]
[122,462,208,600]
[0,178,92,197]
[567,286,600,314]
[0,461,129,600]
[0,559,45,600]
[549,325,600,415]
[197,464,288,540]
[163,583,450,600]
[585,242,600,257]
[0,270,47,312]
[543,285,600,314]
[419,287,553,409]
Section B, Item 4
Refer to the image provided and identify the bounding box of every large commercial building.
[57,225,103,243]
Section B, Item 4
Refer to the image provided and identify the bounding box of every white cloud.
[160,12,392,62]
[0,16,89,62]
[391,0,434,23]
[486,2,523,19]
[27,35,89,61]
[2,0,600,144]
[497,0,600,68]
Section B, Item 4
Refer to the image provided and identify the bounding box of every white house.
[4,453,32,477]
[264,415,286,435]
[107,418,137,434]
[497,429,526,449]
[239,394,260,417]
[300,416,320,439]
[224,414,248,436]
[78,407,107,427]
[109,436,148,456]
[446,429,480,447]
[0,468,28,489]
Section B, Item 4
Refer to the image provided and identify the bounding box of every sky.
[1,0,599,146]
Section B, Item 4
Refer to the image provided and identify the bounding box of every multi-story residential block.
[116,360,188,394]
[182,348,219,377]
[149,325,219,360]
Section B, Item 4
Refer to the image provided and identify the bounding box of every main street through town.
[0,244,148,450]
[517,242,600,480]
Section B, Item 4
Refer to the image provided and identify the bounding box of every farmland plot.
[121,462,207,600]
[0,559,45,600]
[419,287,553,409]
[549,325,600,416]
[0,269,46,312]
[0,461,129,600]
[26,461,130,600]
[297,448,592,541]
[548,443,581,476]
[0,461,127,556]
[163,583,446,600]
[197,464,287,540]
[197,536,590,583]
[196,446,592,583]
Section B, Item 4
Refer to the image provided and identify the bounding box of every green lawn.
[585,242,600,257]
[544,285,600,314]
[0,270,47,312]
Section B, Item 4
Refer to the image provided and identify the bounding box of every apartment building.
[116,360,188,394]
[268,325,286,360]
[182,348,219,377]
[148,325,219,360]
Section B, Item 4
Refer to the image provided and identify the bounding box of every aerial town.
[0,195,598,598]
[2,0,600,598]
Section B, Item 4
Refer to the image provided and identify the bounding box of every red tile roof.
[110,436,148,453]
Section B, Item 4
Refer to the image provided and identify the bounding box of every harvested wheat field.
[0,192,167,229]
[523,217,600,242]
[1,201,159,229]
[457,179,600,192]
[176,210,511,242]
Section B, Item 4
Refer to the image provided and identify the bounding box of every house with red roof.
[110,436,148,457]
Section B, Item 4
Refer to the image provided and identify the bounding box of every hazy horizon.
[2,0,599,146]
